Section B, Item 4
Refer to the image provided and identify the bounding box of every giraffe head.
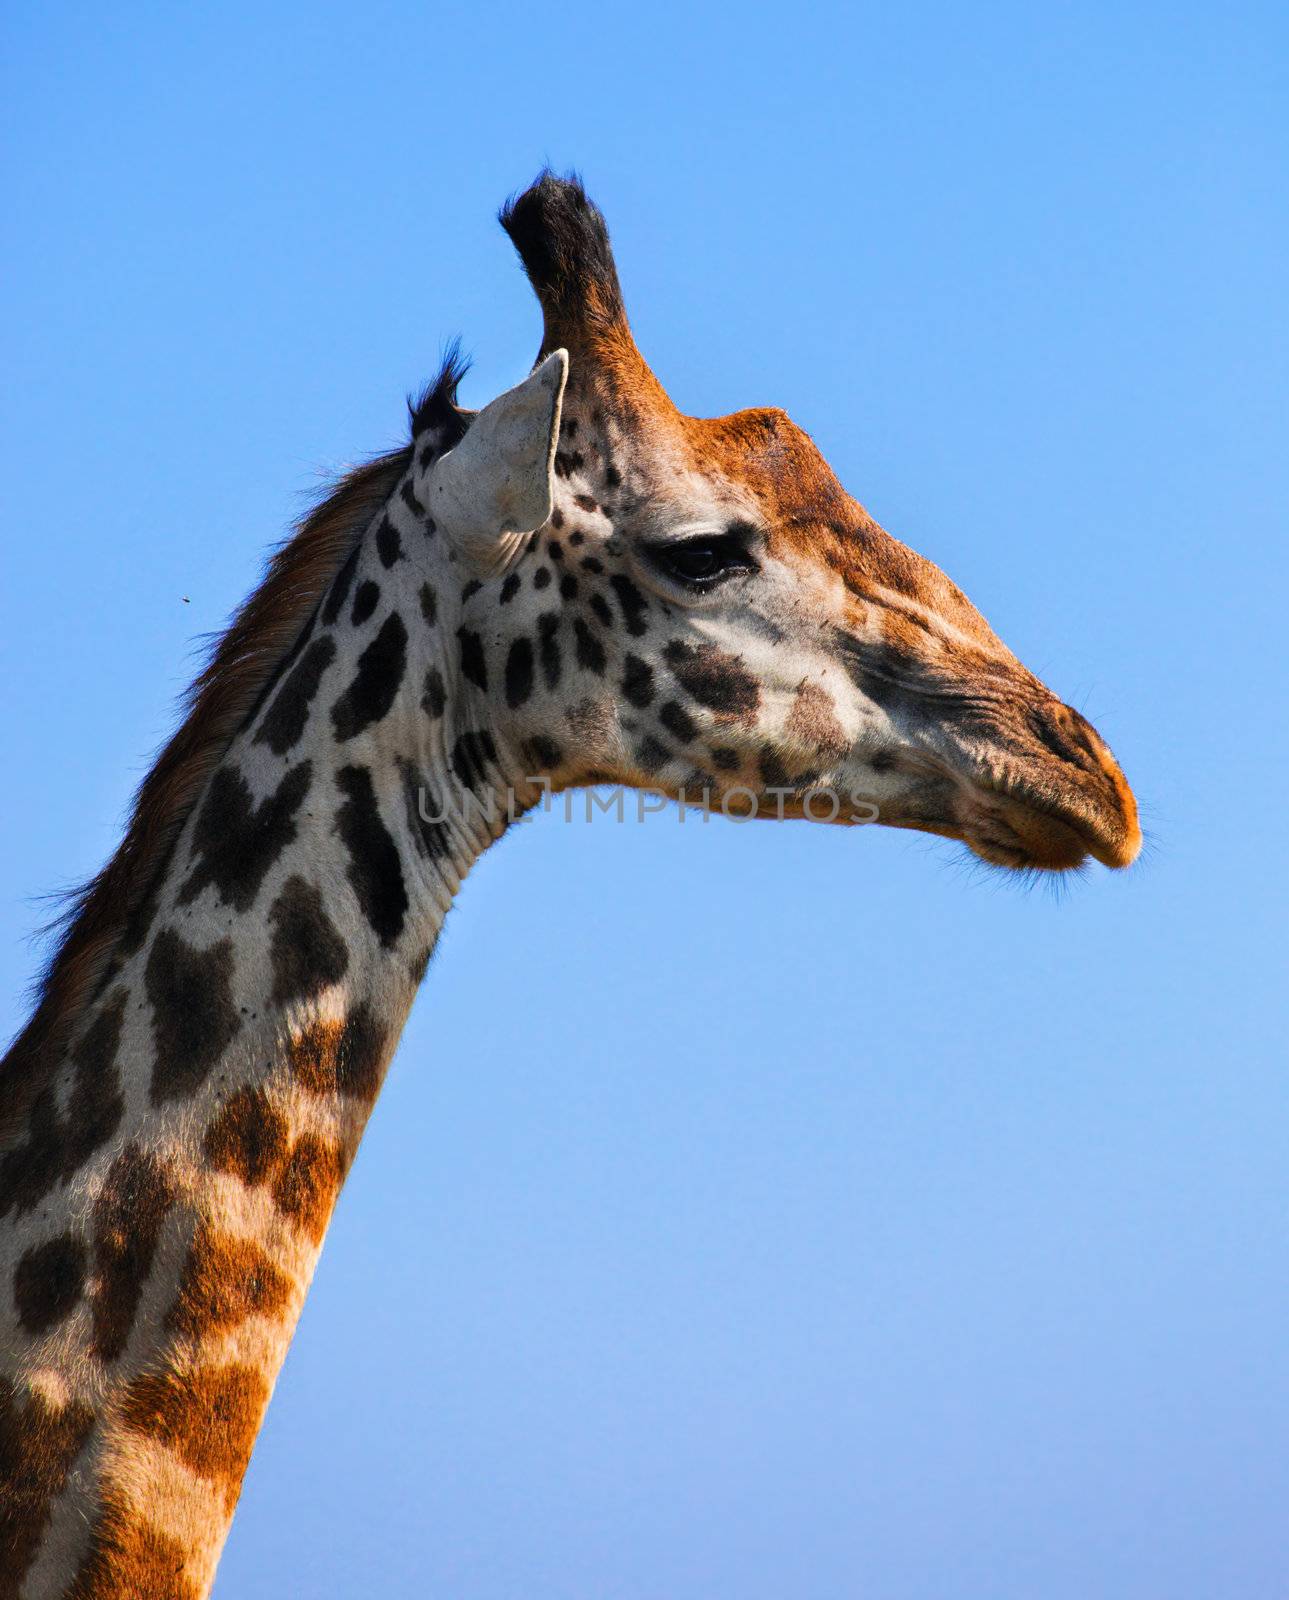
[415,174,1139,873]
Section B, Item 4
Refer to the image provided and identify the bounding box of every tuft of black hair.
[499,169,625,331]
[408,339,472,442]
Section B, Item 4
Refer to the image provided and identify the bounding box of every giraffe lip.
[961,781,1139,871]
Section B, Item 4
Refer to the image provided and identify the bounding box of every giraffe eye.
[647,532,757,590]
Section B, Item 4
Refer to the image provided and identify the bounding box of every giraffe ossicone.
[1,171,1139,1600]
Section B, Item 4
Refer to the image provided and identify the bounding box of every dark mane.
[1,434,416,1142]
[408,339,471,442]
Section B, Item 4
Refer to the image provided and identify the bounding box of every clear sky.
[3,3,1286,1597]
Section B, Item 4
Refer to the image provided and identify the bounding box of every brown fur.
[202,1085,345,1243]
[270,1135,346,1245]
[203,1088,291,1188]
[167,1225,294,1340]
[67,1510,200,1600]
[285,1007,388,1105]
[118,1363,268,1514]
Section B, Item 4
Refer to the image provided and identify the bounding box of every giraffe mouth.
[955,779,1141,872]
[862,703,1143,871]
[865,751,1141,871]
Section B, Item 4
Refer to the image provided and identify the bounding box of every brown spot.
[119,1362,268,1513]
[787,682,847,756]
[0,1376,95,1594]
[272,1135,345,1244]
[664,640,760,724]
[67,1509,200,1600]
[284,1018,345,1096]
[14,1233,87,1336]
[167,1223,294,1339]
[286,1005,387,1105]
[203,1086,289,1188]
[335,1004,387,1101]
[89,1145,176,1363]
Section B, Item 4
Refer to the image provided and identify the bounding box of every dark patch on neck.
[376,516,403,567]
[245,602,320,729]
[457,628,489,693]
[342,1008,386,1097]
[421,666,447,721]
[331,614,409,742]
[89,1143,177,1361]
[322,545,361,627]
[267,876,350,1006]
[334,765,408,947]
[145,930,241,1105]
[14,1235,87,1336]
[350,580,380,627]
[450,730,498,791]
[0,989,127,1220]
[254,636,337,756]
[400,761,453,863]
[178,762,313,913]
[0,1377,95,1593]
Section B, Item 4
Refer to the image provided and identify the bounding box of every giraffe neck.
[0,451,519,1599]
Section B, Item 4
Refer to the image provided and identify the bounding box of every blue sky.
[3,3,1287,1596]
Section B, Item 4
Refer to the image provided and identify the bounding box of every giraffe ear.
[427,350,567,577]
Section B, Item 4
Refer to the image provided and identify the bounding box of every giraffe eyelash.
[641,529,760,591]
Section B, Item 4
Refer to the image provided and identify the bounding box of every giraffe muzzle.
[957,711,1142,872]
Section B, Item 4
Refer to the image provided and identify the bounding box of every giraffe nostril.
[1027,703,1090,769]
[1029,704,1113,771]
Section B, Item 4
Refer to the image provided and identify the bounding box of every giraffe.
[0,172,1140,1599]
